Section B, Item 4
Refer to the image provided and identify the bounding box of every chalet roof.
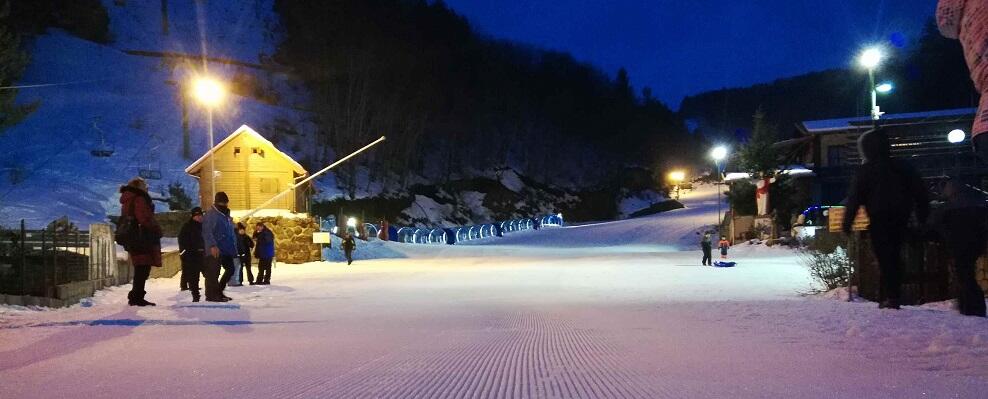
[185,125,307,175]
[800,107,976,134]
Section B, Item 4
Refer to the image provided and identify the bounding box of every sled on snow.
[712,261,736,268]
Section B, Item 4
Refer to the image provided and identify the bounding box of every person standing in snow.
[253,222,275,285]
[843,130,930,310]
[341,232,357,265]
[178,207,205,302]
[718,236,731,259]
[934,179,987,317]
[700,232,713,266]
[119,178,162,306]
[236,222,255,285]
[202,192,237,302]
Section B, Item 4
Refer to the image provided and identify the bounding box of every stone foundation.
[240,215,320,264]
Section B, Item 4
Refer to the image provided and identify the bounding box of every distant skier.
[178,207,205,302]
[718,236,731,259]
[843,130,929,310]
[341,232,357,265]
[236,222,255,285]
[933,179,987,317]
[700,232,713,266]
[253,222,275,285]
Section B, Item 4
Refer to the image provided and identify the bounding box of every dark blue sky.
[443,0,938,108]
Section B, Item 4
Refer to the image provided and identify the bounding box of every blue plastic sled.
[712,261,736,268]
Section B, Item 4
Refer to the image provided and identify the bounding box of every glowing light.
[948,129,966,144]
[859,48,883,69]
[191,77,227,107]
[875,82,894,93]
[668,170,686,182]
[711,146,728,161]
[346,217,357,228]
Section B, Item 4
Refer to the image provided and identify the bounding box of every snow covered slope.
[474,183,724,250]
[0,0,314,228]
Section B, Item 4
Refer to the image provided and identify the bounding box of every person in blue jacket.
[202,192,237,302]
[253,222,275,285]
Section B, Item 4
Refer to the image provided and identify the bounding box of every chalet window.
[252,147,265,157]
[259,178,279,193]
[234,147,241,157]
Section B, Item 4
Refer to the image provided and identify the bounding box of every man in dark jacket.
[178,207,205,302]
[236,222,255,285]
[119,178,162,307]
[843,130,930,309]
[342,232,357,265]
[935,180,988,317]
[700,232,713,266]
[253,222,275,285]
[202,192,237,302]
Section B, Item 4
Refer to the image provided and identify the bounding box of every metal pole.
[208,108,216,203]
[716,160,722,227]
[869,68,878,123]
[241,136,386,218]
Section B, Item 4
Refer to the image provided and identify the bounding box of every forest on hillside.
[679,21,978,142]
[273,0,703,197]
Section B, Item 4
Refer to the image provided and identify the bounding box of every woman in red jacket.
[119,178,162,306]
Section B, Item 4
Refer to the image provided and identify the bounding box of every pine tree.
[0,0,36,135]
[737,107,779,179]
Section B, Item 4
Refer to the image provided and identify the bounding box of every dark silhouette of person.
[843,130,930,309]
[934,179,988,317]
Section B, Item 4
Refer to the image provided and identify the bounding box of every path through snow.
[2,185,988,398]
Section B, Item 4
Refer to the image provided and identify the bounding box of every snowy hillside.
[0,0,315,228]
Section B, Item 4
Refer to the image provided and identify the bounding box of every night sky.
[444,0,938,108]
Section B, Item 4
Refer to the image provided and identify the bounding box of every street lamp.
[190,76,227,205]
[948,129,966,144]
[668,170,686,199]
[875,82,894,94]
[711,146,728,228]
[859,47,885,122]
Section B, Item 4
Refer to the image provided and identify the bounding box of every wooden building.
[185,125,310,212]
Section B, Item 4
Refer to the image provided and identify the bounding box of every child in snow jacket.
[718,237,731,259]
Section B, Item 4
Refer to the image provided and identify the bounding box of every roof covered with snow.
[801,108,976,134]
[185,124,307,175]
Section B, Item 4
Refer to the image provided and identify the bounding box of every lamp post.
[859,48,884,123]
[191,77,227,205]
[668,170,686,199]
[948,129,967,176]
[711,146,728,227]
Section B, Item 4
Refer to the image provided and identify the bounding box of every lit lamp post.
[668,170,686,199]
[859,47,885,123]
[191,77,227,204]
[711,146,728,227]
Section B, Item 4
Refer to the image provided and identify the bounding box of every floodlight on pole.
[876,82,894,94]
[711,146,728,161]
[710,146,729,229]
[948,129,966,144]
[191,77,227,108]
[190,76,228,205]
[668,170,686,182]
[859,48,883,70]
[858,47,886,122]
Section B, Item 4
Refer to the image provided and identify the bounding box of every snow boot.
[128,291,156,307]
[191,289,201,303]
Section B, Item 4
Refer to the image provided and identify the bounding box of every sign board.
[312,232,332,244]
[828,206,870,232]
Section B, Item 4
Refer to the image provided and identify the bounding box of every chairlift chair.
[89,119,115,157]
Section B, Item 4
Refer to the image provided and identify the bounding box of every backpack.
[115,193,155,251]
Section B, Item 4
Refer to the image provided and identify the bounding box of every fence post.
[19,220,26,296]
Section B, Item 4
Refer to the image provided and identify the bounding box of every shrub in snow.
[800,246,852,292]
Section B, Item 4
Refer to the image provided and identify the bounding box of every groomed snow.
[2,185,988,398]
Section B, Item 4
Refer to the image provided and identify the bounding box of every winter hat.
[127,177,147,191]
[214,191,230,205]
[190,207,204,217]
